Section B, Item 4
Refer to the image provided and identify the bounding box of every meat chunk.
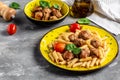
[51,8,62,18]
[31,6,63,20]
[49,16,58,20]
[43,7,52,13]
[89,47,99,57]
[63,51,74,61]
[42,8,52,20]
[73,38,86,47]
[80,45,90,58]
[33,6,42,12]
[91,39,101,48]
[68,34,77,42]
[78,30,92,40]
[34,11,43,20]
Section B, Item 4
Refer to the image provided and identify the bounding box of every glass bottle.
[70,0,94,18]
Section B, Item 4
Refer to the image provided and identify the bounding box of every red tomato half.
[54,42,66,53]
[70,23,81,32]
[7,23,17,35]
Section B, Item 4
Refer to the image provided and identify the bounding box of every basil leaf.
[9,2,20,9]
[72,48,81,55]
[65,44,76,51]
[40,1,50,8]
[53,4,59,9]
[65,44,81,55]
[77,18,90,24]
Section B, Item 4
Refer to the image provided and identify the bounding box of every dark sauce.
[70,0,94,18]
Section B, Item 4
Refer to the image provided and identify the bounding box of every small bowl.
[24,0,69,26]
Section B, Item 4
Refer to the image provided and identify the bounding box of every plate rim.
[39,24,119,71]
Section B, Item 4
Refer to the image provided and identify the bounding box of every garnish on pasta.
[47,23,109,68]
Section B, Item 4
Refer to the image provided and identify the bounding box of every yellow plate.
[39,25,119,71]
[24,0,69,22]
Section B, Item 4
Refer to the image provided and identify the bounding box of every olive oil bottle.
[70,0,94,18]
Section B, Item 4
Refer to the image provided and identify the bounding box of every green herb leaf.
[65,44,81,55]
[77,18,90,24]
[72,48,81,55]
[40,0,50,8]
[65,44,76,51]
[53,4,59,9]
[9,2,20,9]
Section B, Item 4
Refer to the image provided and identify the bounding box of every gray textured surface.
[0,0,120,80]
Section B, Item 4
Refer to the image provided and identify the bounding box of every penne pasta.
[56,52,64,61]
[48,28,109,68]
[52,51,59,63]
[72,62,83,68]
[81,62,87,67]
[98,47,104,59]
[100,58,106,64]
[59,32,73,42]
[58,60,66,65]
[95,59,100,66]
[56,39,72,44]
[79,57,92,62]
[102,36,108,41]
[48,53,55,62]
[86,61,91,68]
[90,57,97,67]
[67,58,79,68]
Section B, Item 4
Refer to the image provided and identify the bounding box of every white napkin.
[93,0,120,22]
[88,0,120,35]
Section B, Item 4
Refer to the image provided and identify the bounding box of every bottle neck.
[75,0,92,3]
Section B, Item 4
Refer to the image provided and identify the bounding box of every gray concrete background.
[0,0,120,80]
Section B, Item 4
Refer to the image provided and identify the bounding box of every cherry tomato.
[7,23,17,35]
[70,23,81,32]
[54,42,66,53]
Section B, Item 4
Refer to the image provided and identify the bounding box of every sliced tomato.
[7,23,17,35]
[54,42,66,53]
[70,23,81,32]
